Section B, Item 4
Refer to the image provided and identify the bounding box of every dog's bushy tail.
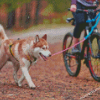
[0,24,8,42]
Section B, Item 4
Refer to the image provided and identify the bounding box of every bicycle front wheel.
[63,32,81,77]
[87,32,100,81]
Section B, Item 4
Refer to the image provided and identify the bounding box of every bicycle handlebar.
[68,8,100,39]
[68,8,100,13]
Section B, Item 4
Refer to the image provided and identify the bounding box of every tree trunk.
[34,0,41,25]
[7,10,15,29]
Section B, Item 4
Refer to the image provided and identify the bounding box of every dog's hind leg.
[18,73,24,87]
[0,52,8,71]
[13,62,20,85]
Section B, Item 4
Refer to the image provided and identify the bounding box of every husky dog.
[0,25,51,89]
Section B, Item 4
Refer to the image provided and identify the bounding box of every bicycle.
[63,9,100,82]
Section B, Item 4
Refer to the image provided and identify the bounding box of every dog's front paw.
[18,82,22,87]
[29,84,36,89]
[30,86,36,89]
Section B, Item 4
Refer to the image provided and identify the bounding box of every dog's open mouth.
[39,53,47,61]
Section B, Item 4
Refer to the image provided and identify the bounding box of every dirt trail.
[0,27,100,100]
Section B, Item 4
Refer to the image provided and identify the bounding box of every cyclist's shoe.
[72,46,80,54]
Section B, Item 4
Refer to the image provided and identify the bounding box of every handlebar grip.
[68,8,82,12]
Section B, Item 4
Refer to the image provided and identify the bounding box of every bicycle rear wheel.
[63,32,81,76]
[87,32,100,81]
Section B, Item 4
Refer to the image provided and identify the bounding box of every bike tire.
[87,32,100,81]
[63,32,81,77]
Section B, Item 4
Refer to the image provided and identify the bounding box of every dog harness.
[9,43,15,58]
[9,43,37,63]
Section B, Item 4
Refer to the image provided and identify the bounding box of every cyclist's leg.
[72,2,86,53]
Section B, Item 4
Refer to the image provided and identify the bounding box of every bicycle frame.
[52,9,100,57]
[62,8,100,80]
[84,10,100,58]
[69,10,100,59]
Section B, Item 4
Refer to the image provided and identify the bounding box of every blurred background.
[0,0,100,32]
[0,0,71,30]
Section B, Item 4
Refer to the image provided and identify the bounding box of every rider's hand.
[70,5,76,12]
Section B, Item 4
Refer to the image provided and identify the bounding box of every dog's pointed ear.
[42,34,47,40]
[34,35,39,43]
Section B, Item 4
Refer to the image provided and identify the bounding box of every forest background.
[0,0,71,30]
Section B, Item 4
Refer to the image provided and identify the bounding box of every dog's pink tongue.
[42,55,48,61]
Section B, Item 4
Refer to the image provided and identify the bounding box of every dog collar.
[27,55,37,63]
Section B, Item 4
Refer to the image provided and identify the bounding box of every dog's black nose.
[49,54,51,57]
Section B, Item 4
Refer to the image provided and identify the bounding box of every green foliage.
[42,4,54,16]
[0,0,71,13]
[43,19,50,24]
[0,0,31,12]
[46,0,71,12]
[52,18,61,24]
[62,15,68,21]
